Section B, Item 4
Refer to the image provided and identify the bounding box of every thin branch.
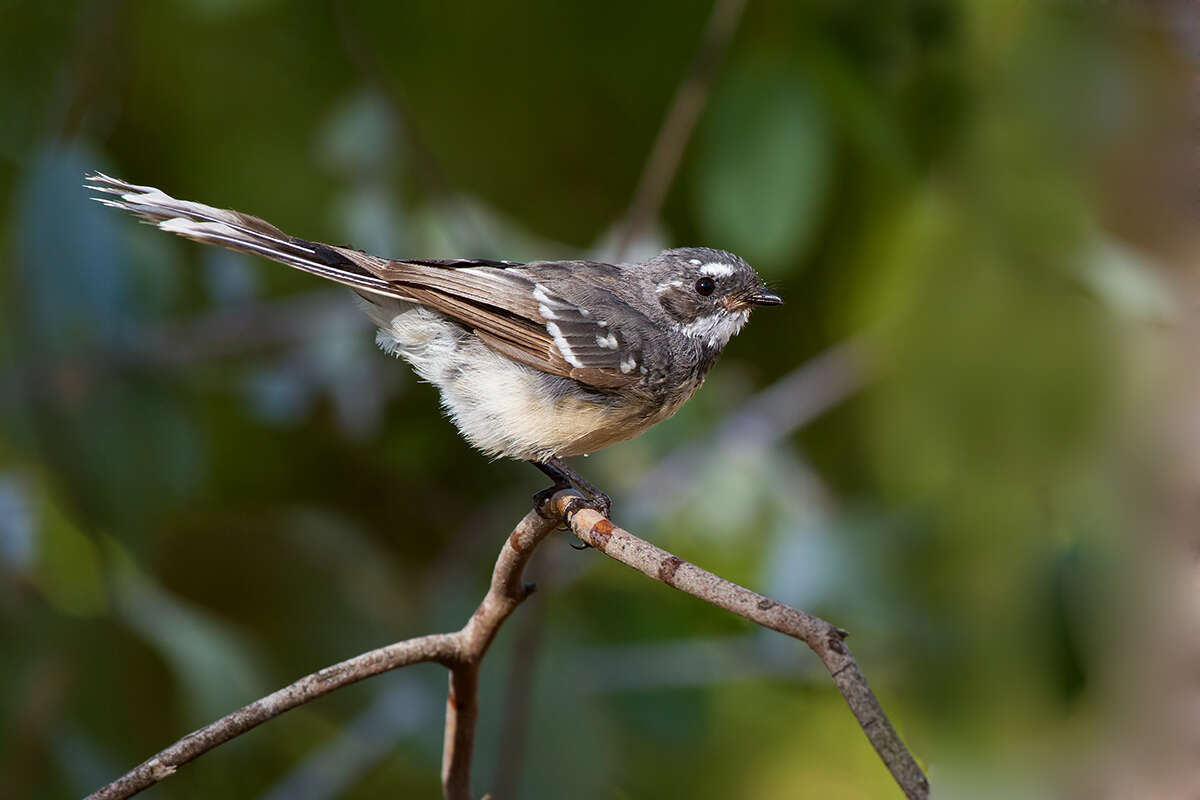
[83,633,459,800]
[614,0,749,261]
[329,0,492,254]
[490,555,550,799]
[440,507,557,797]
[87,491,927,800]
[86,507,560,800]
[550,492,931,800]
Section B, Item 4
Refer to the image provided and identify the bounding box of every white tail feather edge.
[85,173,402,299]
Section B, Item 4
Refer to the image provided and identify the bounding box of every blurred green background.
[1,0,1193,798]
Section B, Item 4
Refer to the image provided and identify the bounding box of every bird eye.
[695,277,716,296]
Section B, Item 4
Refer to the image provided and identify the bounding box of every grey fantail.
[87,174,782,512]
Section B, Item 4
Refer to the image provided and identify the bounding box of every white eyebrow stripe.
[700,262,735,277]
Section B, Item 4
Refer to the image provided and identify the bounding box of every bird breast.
[370,299,702,461]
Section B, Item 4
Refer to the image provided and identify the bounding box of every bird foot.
[529,459,612,528]
[532,483,570,521]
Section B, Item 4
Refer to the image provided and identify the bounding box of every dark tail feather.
[85,173,401,299]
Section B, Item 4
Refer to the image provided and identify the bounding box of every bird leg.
[530,458,612,520]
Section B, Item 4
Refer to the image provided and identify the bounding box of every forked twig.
[87,491,928,800]
[85,507,559,800]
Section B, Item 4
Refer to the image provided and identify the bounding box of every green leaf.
[693,59,833,273]
[34,486,107,617]
[166,0,278,20]
[107,541,267,720]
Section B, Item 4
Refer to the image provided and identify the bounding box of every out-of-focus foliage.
[694,57,833,270]
[0,1,1187,798]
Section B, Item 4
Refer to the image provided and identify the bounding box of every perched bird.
[87,174,781,514]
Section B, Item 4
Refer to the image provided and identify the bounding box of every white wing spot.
[533,285,558,319]
[546,321,584,367]
[534,282,588,319]
[688,258,702,265]
[619,355,637,374]
[700,262,736,277]
[595,332,618,349]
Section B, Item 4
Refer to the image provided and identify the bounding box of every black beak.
[748,289,783,306]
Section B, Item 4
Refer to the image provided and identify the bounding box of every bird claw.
[532,484,569,522]
[530,485,610,539]
[560,490,608,550]
[582,491,612,520]
[529,458,613,522]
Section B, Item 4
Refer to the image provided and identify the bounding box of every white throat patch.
[676,309,749,349]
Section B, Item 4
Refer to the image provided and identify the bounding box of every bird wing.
[359,259,646,389]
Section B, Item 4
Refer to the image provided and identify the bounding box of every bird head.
[650,247,782,351]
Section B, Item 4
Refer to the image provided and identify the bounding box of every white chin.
[678,309,748,349]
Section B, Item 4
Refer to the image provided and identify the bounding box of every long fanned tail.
[84,173,401,299]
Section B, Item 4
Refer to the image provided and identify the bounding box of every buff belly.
[366,299,683,461]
